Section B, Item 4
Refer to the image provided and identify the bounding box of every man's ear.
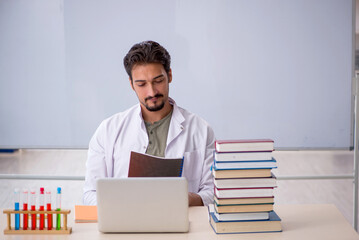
[129,77,135,91]
[168,69,172,83]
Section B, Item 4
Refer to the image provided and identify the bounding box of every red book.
[215,139,274,153]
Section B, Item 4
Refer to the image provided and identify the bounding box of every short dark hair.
[123,41,171,80]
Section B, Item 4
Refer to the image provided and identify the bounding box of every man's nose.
[148,83,157,96]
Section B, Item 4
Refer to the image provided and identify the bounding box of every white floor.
[0,149,357,229]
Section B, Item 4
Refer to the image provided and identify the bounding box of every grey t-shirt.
[145,109,173,157]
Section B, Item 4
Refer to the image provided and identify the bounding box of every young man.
[83,41,215,206]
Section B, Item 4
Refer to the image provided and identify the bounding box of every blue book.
[209,210,282,234]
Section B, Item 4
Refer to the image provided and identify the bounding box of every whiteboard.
[0,0,353,149]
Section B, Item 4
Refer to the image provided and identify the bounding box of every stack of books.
[209,139,282,234]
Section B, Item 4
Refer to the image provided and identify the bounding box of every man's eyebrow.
[133,74,164,83]
[153,74,164,80]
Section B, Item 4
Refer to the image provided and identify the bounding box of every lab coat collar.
[168,97,185,125]
[135,103,147,136]
[167,98,185,149]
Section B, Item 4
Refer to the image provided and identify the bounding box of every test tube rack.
[3,209,72,235]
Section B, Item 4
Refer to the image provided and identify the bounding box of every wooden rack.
[3,209,72,235]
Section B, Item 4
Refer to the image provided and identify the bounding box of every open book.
[128,151,184,177]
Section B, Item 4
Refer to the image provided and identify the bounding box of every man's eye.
[155,79,164,84]
[137,83,145,87]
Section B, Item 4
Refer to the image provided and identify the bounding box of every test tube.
[30,189,36,230]
[22,188,28,230]
[56,187,61,230]
[14,188,20,230]
[39,187,45,230]
[46,190,52,230]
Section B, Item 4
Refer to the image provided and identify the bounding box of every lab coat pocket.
[182,149,202,193]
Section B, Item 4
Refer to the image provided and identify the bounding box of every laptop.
[96,177,189,233]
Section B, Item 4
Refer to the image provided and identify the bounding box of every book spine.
[216,139,274,144]
[213,165,277,171]
[216,187,274,191]
[179,156,184,177]
[215,193,275,200]
[214,158,277,164]
[215,150,273,154]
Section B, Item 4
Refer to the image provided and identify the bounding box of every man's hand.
[188,192,203,206]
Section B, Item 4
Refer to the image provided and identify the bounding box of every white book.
[214,161,277,170]
[214,211,269,221]
[214,176,277,189]
[215,187,274,198]
[214,151,272,162]
[215,139,274,153]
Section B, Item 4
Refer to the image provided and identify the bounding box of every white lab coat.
[83,98,215,206]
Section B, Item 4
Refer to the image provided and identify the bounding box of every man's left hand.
[188,192,203,206]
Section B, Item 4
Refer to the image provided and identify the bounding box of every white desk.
[2,204,359,240]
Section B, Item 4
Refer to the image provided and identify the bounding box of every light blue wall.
[0,0,353,148]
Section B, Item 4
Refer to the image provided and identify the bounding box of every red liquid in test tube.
[46,190,52,230]
[39,188,45,230]
[22,189,28,230]
[30,189,36,230]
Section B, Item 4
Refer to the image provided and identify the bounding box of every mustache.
[145,94,163,101]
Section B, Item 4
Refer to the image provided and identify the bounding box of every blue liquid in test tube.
[14,188,20,230]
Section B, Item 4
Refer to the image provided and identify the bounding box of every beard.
[144,94,165,112]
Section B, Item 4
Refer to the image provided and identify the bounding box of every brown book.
[128,151,184,177]
[214,196,274,205]
[214,175,276,189]
[215,203,274,213]
[213,168,272,179]
[74,205,97,223]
